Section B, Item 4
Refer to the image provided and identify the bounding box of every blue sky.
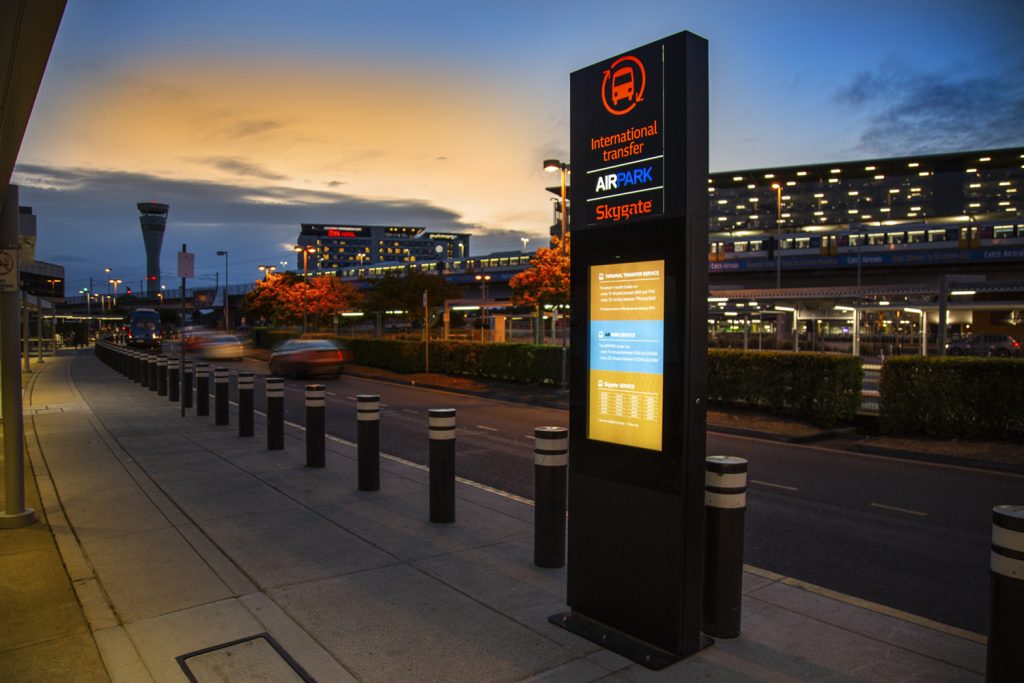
[13,0,1024,292]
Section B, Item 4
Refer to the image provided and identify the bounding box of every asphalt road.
[199,355,1015,635]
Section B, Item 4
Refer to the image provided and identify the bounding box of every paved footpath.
[2,350,987,681]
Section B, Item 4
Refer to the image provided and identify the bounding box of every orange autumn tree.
[242,274,361,330]
[509,235,570,310]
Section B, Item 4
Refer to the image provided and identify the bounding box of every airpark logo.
[601,55,646,116]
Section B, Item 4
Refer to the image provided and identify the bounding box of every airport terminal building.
[296,224,470,272]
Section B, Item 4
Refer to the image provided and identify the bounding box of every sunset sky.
[13,0,1024,293]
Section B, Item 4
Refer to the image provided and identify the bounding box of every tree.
[362,270,463,324]
[240,272,300,325]
[509,235,570,308]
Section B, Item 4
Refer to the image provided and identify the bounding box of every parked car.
[200,335,245,361]
[268,339,353,378]
[945,334,1021,357]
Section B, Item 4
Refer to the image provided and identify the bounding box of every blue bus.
[126,308,162,349]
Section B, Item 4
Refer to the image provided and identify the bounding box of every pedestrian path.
[2,350,988,681]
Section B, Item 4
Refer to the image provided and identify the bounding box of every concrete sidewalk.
[2,350,987,681]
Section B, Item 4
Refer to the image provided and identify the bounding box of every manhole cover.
[177,634,314,683]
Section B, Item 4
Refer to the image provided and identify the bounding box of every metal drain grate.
[176,633,315,683]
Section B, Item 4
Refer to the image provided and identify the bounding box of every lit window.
[969,183,982,188]
[764,173,774,179]
[732,176,743,181]
[848,191,859,196]
[865,165,876,171]
[966,167,977,173]
[908,162,919,168]
[796,171,807,176]
[828,178,839,183]
[999,181,1012,186]
[880,208,890,213]
[814,193,824,198]
[786,181,796,186]
[968,202,981,208]
[979,156,991,162]
[747,184,756,189]
[718,199,728,204]
[830,168,842,174]
[848,209,858,214]
[874,175,885,180]
[814,210,824,216]
[889,188,900,193]
[918,171,930,176]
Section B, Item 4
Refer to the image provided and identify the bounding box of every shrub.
[707,350,862,426]
[879,356,1024,440]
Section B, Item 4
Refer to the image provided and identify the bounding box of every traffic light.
[126,287,133,296]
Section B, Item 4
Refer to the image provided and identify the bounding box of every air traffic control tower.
[138,202,169,297]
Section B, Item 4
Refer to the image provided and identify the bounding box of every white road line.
[751,479,799,492]
[402,408,419,415]
[326,391,337,397]
[870,502,927,517]
[345,395,357,401]
[477,425,499,432]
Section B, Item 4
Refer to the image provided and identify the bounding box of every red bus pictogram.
[601,55,646,116]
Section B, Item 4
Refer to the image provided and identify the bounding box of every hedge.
[879,356,1024,440]
[706,350,862,426]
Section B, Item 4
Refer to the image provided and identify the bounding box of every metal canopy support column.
[0,185,36,527]
[853,308,860,357]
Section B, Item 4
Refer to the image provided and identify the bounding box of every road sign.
[177,251,194,279]
[0,250,18,292]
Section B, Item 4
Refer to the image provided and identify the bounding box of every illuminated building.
[295,224,470,272]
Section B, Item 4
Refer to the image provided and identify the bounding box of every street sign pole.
[178,244,194,418]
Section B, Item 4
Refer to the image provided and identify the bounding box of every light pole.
[771,182,782,288]
[520,237,529,253]
[294,245,317,334]
[258,265,277,281]
[217,250,229,331]
[107,278,122,306]
[543,159,570,249]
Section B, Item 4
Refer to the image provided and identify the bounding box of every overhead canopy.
[0,0,66,214]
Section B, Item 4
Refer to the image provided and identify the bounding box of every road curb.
[848,442,1024,475]
[708,423,855,444]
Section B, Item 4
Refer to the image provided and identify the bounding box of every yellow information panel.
[588,260,665,451]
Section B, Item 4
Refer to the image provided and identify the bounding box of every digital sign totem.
[553,31,709,667]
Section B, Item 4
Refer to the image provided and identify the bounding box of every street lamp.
[543,159,570,249]
[257,265,277,281]
[107,278,122,305]
[520,237,529,253]
[47,278,61,297]
[216,250,230,331]
[293,245,317,334]
[771,182,783,288]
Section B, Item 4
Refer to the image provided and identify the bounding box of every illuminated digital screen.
[588,260,664,451]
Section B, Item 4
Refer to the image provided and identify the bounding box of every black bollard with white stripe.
[238,371,254,437]
[195,364,210,416]
[703,455,748,639]
[136,352,145,384]
[157,356,168,396]
[167,358,180,402]
[140,353,150,388]
[356,395,381,491]
[132,352,142,383]
[987,505,1024,682]
[182,360,194,409]
[214,367,229,425]
[534,426,568,568]
[428,408,456,523]
[305,385,326,468]
[266,377,284,450]
[148,355,158,392]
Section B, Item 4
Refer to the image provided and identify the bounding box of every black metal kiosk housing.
[552,30,709,669]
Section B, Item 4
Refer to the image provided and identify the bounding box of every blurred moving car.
[200,335,245,361]
[269,339,352,378]
[946,333,1021,357]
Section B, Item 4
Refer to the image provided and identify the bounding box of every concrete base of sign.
[549,609,713,670]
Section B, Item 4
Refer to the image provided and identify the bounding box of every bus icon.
[611,67,635,105]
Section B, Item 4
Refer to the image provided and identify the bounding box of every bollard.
[702,455,748,639]
[182,361,194,409]
[135,352,145,384]
[140,353,150,388]
[428,408,456,523]
[533,426,568,568]
[130,352,140,383]
[238,372,255,437]
[305,385,326,468]
[987,505,1024,682]
[266,377,284,450]
[356,395,381,491]
[167,358,180,402]
[157,356,169,396]
[214,367,229,425]
[148,355,158,392]
[195,364,211,416]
